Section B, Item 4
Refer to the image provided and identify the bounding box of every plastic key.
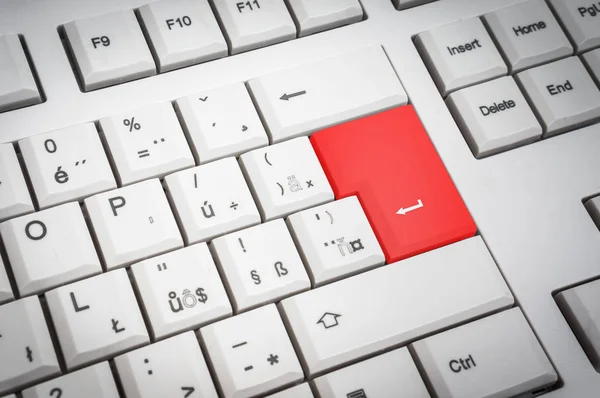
[311,105,476,263]
[0,297,60,395]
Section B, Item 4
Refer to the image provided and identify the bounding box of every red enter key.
[310,105,476,263]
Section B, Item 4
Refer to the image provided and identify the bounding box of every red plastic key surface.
[310,105,476,263]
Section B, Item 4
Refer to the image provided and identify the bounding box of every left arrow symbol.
[280,90,307,101]
[182,386,195,397]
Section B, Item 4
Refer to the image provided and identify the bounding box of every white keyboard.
[1,0,600,397]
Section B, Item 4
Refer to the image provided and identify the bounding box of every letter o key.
[25,220,47,241]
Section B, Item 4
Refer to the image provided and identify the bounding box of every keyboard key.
[516,56,600,137]
[410,308,557,397]
[267,383,313,398]
[548,0,600,52]
[138,0,227,72]
[99,102,194,185]
[165,157,260,244]
[287,196,384,286]
[0,143,33,222]
[0,256,13,304]
[19,123,116,209]
[200,304,303,398]
[415,18,507,96]
[115,331,218,398]
[311,105,476,263]
[248,46,407,143]
[240,137,333,220]
[0,34,41,113]
[211,219,310,312]
[446,76,542,158]
[46,269,149,370]
[85,179,183,270]
[286,0,363,36]
[556,279,600,371]
[21,362,119,398]
[583,48,600,84]
[393,0,435,10]
[175,82,268,163]
[586,195,600,229]
[130,244,232,340]
[313,348,429,397]
[0,297,60,395]
[279,236,513,376]
[63,9,156,91]
[484,0,573,73]
[0,202,101,296]
[212,0,296,54]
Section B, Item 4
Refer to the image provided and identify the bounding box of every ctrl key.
[409,308,557,398]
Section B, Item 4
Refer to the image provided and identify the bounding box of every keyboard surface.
[1,0,600,397]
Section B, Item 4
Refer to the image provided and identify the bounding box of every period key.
[310,105,476,263]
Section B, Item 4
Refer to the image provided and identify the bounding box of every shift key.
[279,236,514,376]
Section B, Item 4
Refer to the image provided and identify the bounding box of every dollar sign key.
[196,288,208,304]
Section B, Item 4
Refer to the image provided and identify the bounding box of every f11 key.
[311,105,476,263]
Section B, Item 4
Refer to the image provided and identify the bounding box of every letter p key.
[109,196,126,217]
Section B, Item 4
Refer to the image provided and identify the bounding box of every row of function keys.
[0,236,560,398]
[62,0,364,92]
[416,0,600,158]
[0,0,366,113]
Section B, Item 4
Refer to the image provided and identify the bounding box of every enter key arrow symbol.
[182,387,195,397]
[396,199,424,215]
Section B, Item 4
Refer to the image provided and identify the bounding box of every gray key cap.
[415,18,507,96]
[548,0,600,52]
[64,9,156,91]
[483,0,573,73]
[556,279,600,371]
[0,34,41,112]
[410,308,557,398]
[516,56,600,136]
[446,76,541,158]
[585,195,600,229]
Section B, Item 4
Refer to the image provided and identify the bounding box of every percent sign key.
[123,117,141,132]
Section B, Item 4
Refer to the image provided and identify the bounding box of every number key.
[21,362,119,398]
[19,123,116,209]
